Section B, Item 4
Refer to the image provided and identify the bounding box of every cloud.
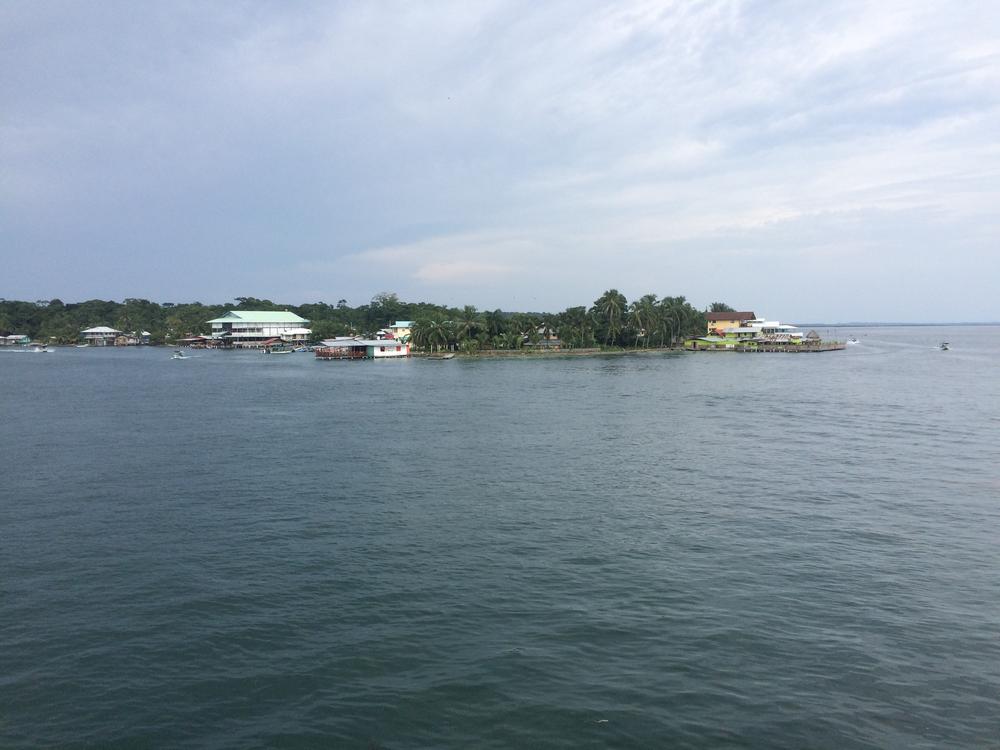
[347,231,543,285]
[1,0,999,319]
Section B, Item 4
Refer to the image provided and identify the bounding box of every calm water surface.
[2,326,999,749]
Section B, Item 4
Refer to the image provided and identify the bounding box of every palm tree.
[592,289,627,347]
[483,309,506,340]
[508,313,537,347]
[453,305,481,349]
[629,294,658,348]
[658,296,701,346]
[498,330,522,350]
[433,319,452,352]
[411,317,449,352]
[563,306,596,348]
[410,318,432,351]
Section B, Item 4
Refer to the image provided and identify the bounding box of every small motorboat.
[939,342,950,351]
[171,350,190,359]
[265,348,294,355]
[847,337,859,345]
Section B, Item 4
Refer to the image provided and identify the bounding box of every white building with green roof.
[206,311,311,348]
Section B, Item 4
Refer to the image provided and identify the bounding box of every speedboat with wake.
[940,342,950,351]
[171,350,190,359]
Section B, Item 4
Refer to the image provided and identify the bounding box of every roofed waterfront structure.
[706,311,756,334]
[81,326,122,346]
[206,311,310,348]
[316,338,410,359]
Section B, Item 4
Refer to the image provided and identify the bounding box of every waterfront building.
[113,330,152,346]
[741,318,805,343]
[316,338,410,359]
[206,311,311,348]
[80,326,122,346]
[387,321,413,342]
[685,317,836,351]
[1,334,31,346]
[706,311,756,335]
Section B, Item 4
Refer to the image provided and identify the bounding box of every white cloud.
[347,232,543,285]
[2,0,999,319]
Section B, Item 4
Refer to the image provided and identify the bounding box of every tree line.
[409,291,708,352]
[0,292,723,349]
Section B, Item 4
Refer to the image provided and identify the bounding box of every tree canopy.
[0,291,707,349]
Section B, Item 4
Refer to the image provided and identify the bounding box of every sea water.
[2,326,999,748]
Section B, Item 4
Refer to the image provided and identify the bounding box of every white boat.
[847,337,859,345]
[171,350,190,359]
[75,343,90,348]
[30,346,50,353]
[265,348,294,355]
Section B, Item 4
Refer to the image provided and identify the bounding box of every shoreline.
[413,347,688,359]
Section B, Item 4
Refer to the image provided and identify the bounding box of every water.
[2,326,999,749]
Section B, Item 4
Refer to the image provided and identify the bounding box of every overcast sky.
[3,1,999,321]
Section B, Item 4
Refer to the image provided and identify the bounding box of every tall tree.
[592,289,627,346]
[453,305,481,346]
[556,306,594,349]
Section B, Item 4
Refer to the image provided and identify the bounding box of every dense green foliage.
[0,290,706,349]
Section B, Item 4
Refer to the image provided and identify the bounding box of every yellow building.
[388,320,413,342]
[705,311,756,335]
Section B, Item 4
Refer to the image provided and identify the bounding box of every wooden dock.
[690,343,846,353]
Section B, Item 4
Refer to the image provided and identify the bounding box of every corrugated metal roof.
[206,311,309,324]
[81,326,121,333]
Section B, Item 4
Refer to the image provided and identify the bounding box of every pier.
[689,342,846,353]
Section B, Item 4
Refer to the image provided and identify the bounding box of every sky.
[2,1,999,321]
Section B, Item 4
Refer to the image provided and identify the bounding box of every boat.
[847,337,859,345]
[425,353,456,360]
[30,346,50,353]
[940,342,950,351]
[265,348,294,355]
[75,343,90,348]
[171,350,190,359]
